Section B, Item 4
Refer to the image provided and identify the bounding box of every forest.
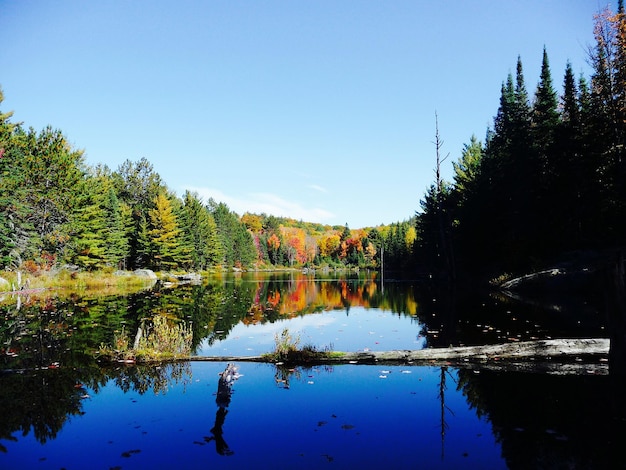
[1,4,625,281]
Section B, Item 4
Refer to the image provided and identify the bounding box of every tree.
[148,192,186,271]
[103,187,131,269]
[451,135,482,203]
[179,191,222,270]
[0,89,30,268]
[209,200,256,268]
[67,177,109,270]
[18,126,85,261]
[113,158,165,268]
[531,47,560,255]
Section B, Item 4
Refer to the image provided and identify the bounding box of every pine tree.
[103,187,130,269]
[552,62,584,248]
[531,47,560,255]
[179,191,221,270]
[68,177,108,270]
[452,135,482,202]
[113,158,165,268]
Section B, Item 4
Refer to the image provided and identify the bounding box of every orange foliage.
[318,232,340,258]
[267,233,281,251]
[281,227,308,265]
[242,213,263,232]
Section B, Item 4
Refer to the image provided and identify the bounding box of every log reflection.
[206,363,240,456]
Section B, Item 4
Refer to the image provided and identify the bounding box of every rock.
[174,272,202,283]
[134,269,157,280]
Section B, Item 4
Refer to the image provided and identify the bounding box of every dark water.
[0,271,620,468]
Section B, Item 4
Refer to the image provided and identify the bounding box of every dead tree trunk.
[433,113,455,283]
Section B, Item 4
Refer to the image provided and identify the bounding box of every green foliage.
[264,327,333,363]
[136,315,193,360]
[100,315,193,362]
[147,192,188,271]
[209,199,255,268]
[179,191,222,269]
[409,5,626,279]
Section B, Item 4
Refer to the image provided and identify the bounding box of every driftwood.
[187,338,610,375]
[0,287,49,296]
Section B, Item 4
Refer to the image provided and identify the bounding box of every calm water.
[0,271,620,468]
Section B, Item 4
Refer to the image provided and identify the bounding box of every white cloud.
[308,184,328,193]
[184,186,335,223]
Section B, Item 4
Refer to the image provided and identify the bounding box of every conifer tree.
[451,135,482,202]
[209,200,257,268]
[69,177,108,270]
[532,47,560,159]
[113,158,165,268]
[103,187,130,269]
[531,47,560,254]
[179,191,221,270]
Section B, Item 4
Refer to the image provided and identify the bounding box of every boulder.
[134,269,158,280]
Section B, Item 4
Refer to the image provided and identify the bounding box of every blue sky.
[1,1,605,228]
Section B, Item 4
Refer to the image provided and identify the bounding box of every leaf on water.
[121,449,141,458]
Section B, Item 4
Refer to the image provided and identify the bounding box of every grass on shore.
[98,314,193,363]
[0,269,156,296]
[262,328,341,363]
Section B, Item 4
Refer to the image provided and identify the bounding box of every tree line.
[7,0,617,277]
[411,2,626,280]
[0,100,419,272]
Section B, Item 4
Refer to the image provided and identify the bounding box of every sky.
[0,1,607,228]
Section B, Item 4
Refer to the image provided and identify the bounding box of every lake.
[0,271,622,468]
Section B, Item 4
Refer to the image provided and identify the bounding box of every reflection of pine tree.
[438,366,456,461]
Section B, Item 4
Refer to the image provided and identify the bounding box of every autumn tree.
[147,192,187,271]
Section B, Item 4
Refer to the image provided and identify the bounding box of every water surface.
[0,271,618,469]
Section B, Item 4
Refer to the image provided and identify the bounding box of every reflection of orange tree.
[270,278,384,316]
[242,282,282,325]
[241,273,420,322]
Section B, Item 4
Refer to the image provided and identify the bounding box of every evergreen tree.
[209,200,256,268]
[552,62,587,248]
[531,47,560,254]
[18,126,85,262]
[135,215,152,268]
[450,136,483,268]
[451,135,482,202]
[532,47,560,161]
[113,158,165,268]
[179,191,221,270]
[103,187,130,269]
[68,177,108,270]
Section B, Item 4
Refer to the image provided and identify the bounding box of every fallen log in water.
[0,287,49,296]
[187,338,610,375]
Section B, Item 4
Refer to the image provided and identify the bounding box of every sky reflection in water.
[197,306,427,356]
[0,362,505,470]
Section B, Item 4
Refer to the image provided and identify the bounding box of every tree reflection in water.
[0,361,192,452]
[0,272,618,467]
